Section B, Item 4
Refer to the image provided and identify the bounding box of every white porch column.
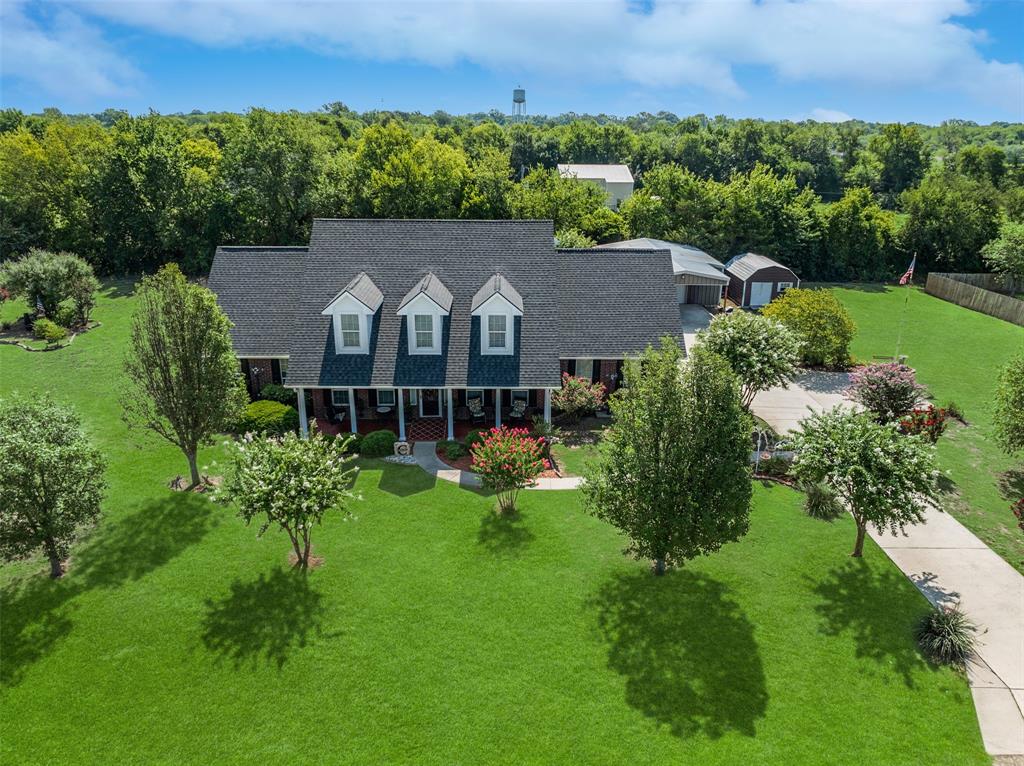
[297,387,308,438]
[348,388,357,434]
[544,388,552,424]
[494,388,501,428]
[397,388,406,441]
[446,388,454,440]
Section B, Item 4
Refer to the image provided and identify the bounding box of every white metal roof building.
[597,238,728,307]
[557,164,635,209]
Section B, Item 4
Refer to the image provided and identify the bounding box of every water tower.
[512,87,526,122]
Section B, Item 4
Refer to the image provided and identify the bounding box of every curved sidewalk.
[411,441,582,490]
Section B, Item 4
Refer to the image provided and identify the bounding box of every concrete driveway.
[678,305,713,353]
[751,370,853,435]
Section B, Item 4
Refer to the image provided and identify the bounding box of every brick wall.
[241,358,275,399]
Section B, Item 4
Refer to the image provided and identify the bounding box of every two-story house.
[208,219,684,441]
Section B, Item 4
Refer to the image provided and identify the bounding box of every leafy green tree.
[0,395,107,578]
[122,264,248,487]
[584,340,752,575]
[823,187,901,280]
[762,287,856,368]
[507,167,606,231]
[993,350,1024,455]
[460,146,512,219]
[901,170,1001,272]
[791,408,938,557]
[368,136,469,218]
[554,229,596,248]
[981,222,1024,285]
[580,207,626,243]
[0,248,97,318]
[619,190,671,239]
[220,429,356,569]
[697,311,801,408]
[866,123,930,198]
[956,144,1007,188]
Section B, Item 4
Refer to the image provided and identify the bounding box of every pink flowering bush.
[470,426,550,514]
[847,363,925,422]
[552,372,606,422]
[899,405,948,443]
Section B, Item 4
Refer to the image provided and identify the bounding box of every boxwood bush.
[237,400,299,435]
[33,318,67,345]
[361,429,397,457]
[438,439,467,460]
[258,383,297,406]
[465,429,488,451]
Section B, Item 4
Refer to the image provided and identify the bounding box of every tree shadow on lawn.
[810,560,931,688]
[997,468,1024,502]
[375,460,436,497]
[200,568,328,669]
[589,569,767,739]
[477,509,535,556]
[1,493,216,687]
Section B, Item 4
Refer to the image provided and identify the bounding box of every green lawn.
[0,282,988,764]
[831,285,1024,573]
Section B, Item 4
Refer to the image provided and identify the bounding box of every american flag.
[899,255,916,286]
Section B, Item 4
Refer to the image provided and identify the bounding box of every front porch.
[297,386,554,442]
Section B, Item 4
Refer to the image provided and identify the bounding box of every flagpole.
[894,253,915,361]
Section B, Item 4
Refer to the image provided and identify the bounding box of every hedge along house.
[208,219,684,442]
[597,238,728,308]
[724,253,800,308]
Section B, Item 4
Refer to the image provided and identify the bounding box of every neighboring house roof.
[397,272,454,313]
[556,248,685,358]
[598,238,729,284]
[557,163,635,184]
[724,252,798,281]
[471,274,524,313]
[325,272,384,312]
[207,246,308,358]
[208,220,687,388]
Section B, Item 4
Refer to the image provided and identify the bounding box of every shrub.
[552,372,606,422]
[0,249,97,318]
[259,383,297,406]
[465,429,488,450]
[238,400,299,436]
[943,400,965,422]
[915,606,978,667]
[33,318,67,345]
[762,287,856,368]
[847,363,925,422]
[471,426,549,514]
[361,429,397,457]
[994,351,1024,455]
[755,453,792,478]
[899,405,947,443]
[344,433,363,455]
[438,439,467,460]
[802,480,844,521]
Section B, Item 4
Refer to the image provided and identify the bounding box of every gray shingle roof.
[471,274,524,313]
[325,272,383,312]
[724,252,796,281]
[397,272,454,312]
[207,221,689,388]
[556,248,685,358]
[207,246,307,358]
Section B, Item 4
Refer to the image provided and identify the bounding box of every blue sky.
[2,0,1022,124]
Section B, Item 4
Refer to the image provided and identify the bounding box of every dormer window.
[472,274,523,357]
[397,273,452,356]
[321,272,383,355]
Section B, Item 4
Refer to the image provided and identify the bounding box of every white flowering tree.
[697,310,801,409]
[791,407,938,557]
[219,430,357,569]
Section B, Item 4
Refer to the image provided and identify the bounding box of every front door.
[749,281,773,307]
[419,388,442,417]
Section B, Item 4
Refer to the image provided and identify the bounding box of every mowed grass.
[0,282,987,764]
[831,285,1024,573]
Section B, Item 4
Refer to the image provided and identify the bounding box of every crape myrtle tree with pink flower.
[847,362,926,422]
[470,426,550,514]
[551,373,606,422]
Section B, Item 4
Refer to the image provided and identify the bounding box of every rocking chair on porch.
[467,397,486,424]
[509,399,528,422]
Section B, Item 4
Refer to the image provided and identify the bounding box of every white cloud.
[6,0,1023,115]
[811,108,853,123]
[0,1,140,102]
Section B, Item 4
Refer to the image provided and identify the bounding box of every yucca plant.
[802,480,844,521]
[915,606,978,667]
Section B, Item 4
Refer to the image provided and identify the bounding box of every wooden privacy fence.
[925,273,1024,327]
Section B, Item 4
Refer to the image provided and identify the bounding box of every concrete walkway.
[411,441,582,490]
[679,304,713,352]
[750,370,852,435]
[870,511,1024,757]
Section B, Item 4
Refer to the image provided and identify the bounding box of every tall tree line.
[1,105,1021,280]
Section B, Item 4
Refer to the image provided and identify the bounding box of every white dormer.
[471,275,523,356]
[321,272,383,355]
[396,273,452,356]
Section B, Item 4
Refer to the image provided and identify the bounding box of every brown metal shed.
[724,253,800,308]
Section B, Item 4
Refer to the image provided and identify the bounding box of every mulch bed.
[0,319,101,352]
[434,447,561,478]
[169,475,223,493]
